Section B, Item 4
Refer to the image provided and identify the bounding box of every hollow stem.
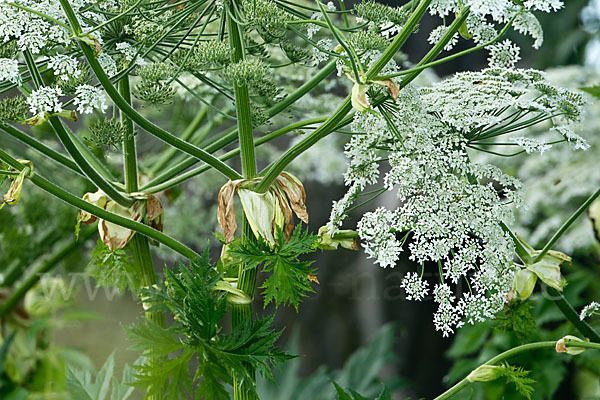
[228,3,258,398]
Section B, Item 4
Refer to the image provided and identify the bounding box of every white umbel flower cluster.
[0,58,21,85]
[580,301,600,320]
[429,0,563,75]
[509,136,552,154]
[487,39,521,68]
[0,0,113,54]
[48,54,81,81]
[428,25,459,51]
[27,86,63,117]
[400,272,430,301]
[73,85,108,114]
[331,67,585,336]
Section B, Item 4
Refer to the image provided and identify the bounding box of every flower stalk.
[435,340,600,400]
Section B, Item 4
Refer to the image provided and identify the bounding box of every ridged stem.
[228,3,258,398]
[0,122,83,176]
[123,75,166,397]
[139,59,338,191]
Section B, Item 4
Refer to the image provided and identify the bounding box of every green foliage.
[66,353,136,400]
[280,40,311,63]
[0,96,28,122]
[0,40,17,59]
[87,239,139,292]
[243,0,291,39]
[0,333,26,400]
[250,102,271,127]
[347,31,389,52]
[174,41,231,72]
[126,252,293,398]
[135,81,176,106]
[137,62,177,82]
[134,62,178,105]
[258,323,401,400]
[333,382,390,400]
[498,363,535,400]
[0,161,8,187]
[494,300,537,342]
[230,225,318,310]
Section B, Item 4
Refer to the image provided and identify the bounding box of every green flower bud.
[317,226,359,251]
[1,160,33,210]
[466,365,504,383]
[556,335,587,355]
[351,83,370,112]
[217,173,309,244]
[238,186,284,245]
[526,250,570,292]
[513,268,537,300]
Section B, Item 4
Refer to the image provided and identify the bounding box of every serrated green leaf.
[127,251,294,398]
[231,225,318,310]
[124,319,184,358]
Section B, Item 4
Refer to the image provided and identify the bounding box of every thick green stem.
[143,116,336,193]
[139,60,338,191]
[228,4,258,398]
[435,341,600,400]
[58,0,242,181]
[0,227,96,318]
[120,77,138,193]
[0,148,199,259]
[256,98,352,193]
[119,75,165,322]
[228,5,255,178]
[48,118,133,207]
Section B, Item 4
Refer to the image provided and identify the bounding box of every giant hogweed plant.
[0,0,600,398]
